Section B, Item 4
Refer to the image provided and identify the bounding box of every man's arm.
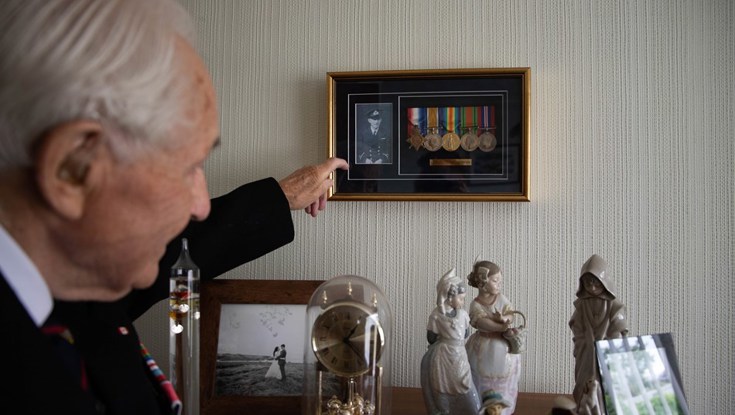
[127,157,347,320]
[128,177,294,320]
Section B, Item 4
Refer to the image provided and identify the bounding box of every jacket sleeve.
[127,177,295,320]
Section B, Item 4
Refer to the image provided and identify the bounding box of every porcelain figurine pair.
[420,261,522,415]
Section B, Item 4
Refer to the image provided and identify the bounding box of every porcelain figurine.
[420,268,481,415]
[569,254,628,415]
[464,260,521,415]
[478,390,511,415]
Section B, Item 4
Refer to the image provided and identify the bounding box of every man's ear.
[33,121,107,220]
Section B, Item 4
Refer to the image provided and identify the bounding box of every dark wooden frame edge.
[200,279,324,415]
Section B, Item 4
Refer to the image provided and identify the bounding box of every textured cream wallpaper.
[135,1,734,413]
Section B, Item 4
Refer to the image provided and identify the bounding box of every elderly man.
[0,1,346,414]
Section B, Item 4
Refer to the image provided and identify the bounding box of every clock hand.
[341,320,369,364]
[343,319,361,342]
[345,340,366,364]
[347,323,375,342]
[315,337,342,351]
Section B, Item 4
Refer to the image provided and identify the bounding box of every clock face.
[311,301,384,377]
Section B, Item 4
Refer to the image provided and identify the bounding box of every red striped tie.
[41,322,88,391]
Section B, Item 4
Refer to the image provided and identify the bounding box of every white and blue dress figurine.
[465,260,522,415]
[420,268,481,415]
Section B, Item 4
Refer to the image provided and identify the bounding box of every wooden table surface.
[392,387,569,415]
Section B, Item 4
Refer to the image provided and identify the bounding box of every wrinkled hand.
[278,157,349,217]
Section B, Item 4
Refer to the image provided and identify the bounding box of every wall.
[136,1,734,413]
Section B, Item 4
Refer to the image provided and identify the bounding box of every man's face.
[66,40,219,297]
[368,118,381,129]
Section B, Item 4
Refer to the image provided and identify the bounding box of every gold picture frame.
[200,279,324,415]
[327,68,531,201]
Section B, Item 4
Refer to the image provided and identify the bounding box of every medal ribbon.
[478,105,497,130]
[479,106,489,129]
[427,107,439,129]
[449,107,458,132]
[412,106,486,134]
[439,107,459,133]
[461,106,478,131]
[140,342,182,415]
[407,107,427,135]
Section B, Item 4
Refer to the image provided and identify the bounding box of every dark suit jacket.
[0,276,102,415]
[1,178,294,414]
[277,348,287,366]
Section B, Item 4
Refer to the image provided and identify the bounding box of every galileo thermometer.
[170,237,200,415]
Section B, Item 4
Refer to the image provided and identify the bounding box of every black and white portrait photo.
[355,103,393,165]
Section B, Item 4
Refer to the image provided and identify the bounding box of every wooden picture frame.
[327,68,531,201]
[200,279,324,415]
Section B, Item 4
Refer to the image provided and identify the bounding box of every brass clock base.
[322,377,376,415]
[322,378,375,415]
[325,393,375,415]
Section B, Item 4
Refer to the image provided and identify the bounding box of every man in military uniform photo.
[356,107,392,164]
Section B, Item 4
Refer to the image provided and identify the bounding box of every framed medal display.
[327,68,530,201]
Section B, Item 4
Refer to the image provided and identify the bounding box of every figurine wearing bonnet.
[569,254,628,415]
[420,268,480,415]
[464,260,521,415]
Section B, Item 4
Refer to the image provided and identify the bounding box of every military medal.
[423,127,442,152]
[407,124,424,150]
[423,107,442,151]
[460,107,479,151]
[441,107,461,151]
[406,108,425,151]
[442,131,460,151]
[478,129,497,152]
[460,127,480,151]
[478,105,497,152]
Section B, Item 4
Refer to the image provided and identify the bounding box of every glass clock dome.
[302,275,392,415]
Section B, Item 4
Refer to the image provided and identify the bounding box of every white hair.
[0,0,196,168]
